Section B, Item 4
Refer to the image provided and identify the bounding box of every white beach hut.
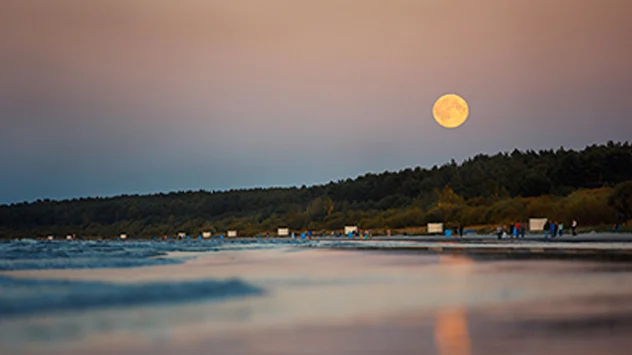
[427,223,444,234]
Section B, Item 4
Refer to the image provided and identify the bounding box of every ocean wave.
[0,275,264,318]
[0,257,185,270]
[0,239,315,270]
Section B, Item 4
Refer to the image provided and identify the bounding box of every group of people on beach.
[543,218,579,238]
[495,218,579,240]
[495,221,527,240]
[543,220,563,238]
[336,230,373,239]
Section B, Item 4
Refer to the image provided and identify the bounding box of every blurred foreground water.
[1,239,632,354]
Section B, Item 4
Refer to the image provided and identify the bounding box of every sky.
[1,0,631,204]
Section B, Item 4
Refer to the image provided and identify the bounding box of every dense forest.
[1,141,632,239]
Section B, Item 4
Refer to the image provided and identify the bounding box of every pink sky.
[1,0,631,202]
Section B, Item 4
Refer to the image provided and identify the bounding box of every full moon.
[432,94,469,129]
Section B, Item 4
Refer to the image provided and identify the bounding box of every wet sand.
[2,246,632,355]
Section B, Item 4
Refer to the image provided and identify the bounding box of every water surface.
[1,240,631,355]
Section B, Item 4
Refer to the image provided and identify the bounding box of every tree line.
[1,141,631,239]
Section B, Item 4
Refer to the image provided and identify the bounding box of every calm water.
[1,240,632,355]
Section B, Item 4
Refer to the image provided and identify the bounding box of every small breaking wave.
[0,275,264,318]
[0,257,186,270]
[0,239,315,270]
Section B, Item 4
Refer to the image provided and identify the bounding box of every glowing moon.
[432,94,469,129]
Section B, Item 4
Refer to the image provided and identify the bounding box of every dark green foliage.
[1,142,631,238]
[609,181,632,222]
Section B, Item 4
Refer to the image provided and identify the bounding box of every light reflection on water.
[434,256,474,355]
[435,307,471,355]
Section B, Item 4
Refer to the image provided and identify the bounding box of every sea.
[1,239,632,355]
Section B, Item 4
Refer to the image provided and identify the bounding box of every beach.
[2,240,632,354]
